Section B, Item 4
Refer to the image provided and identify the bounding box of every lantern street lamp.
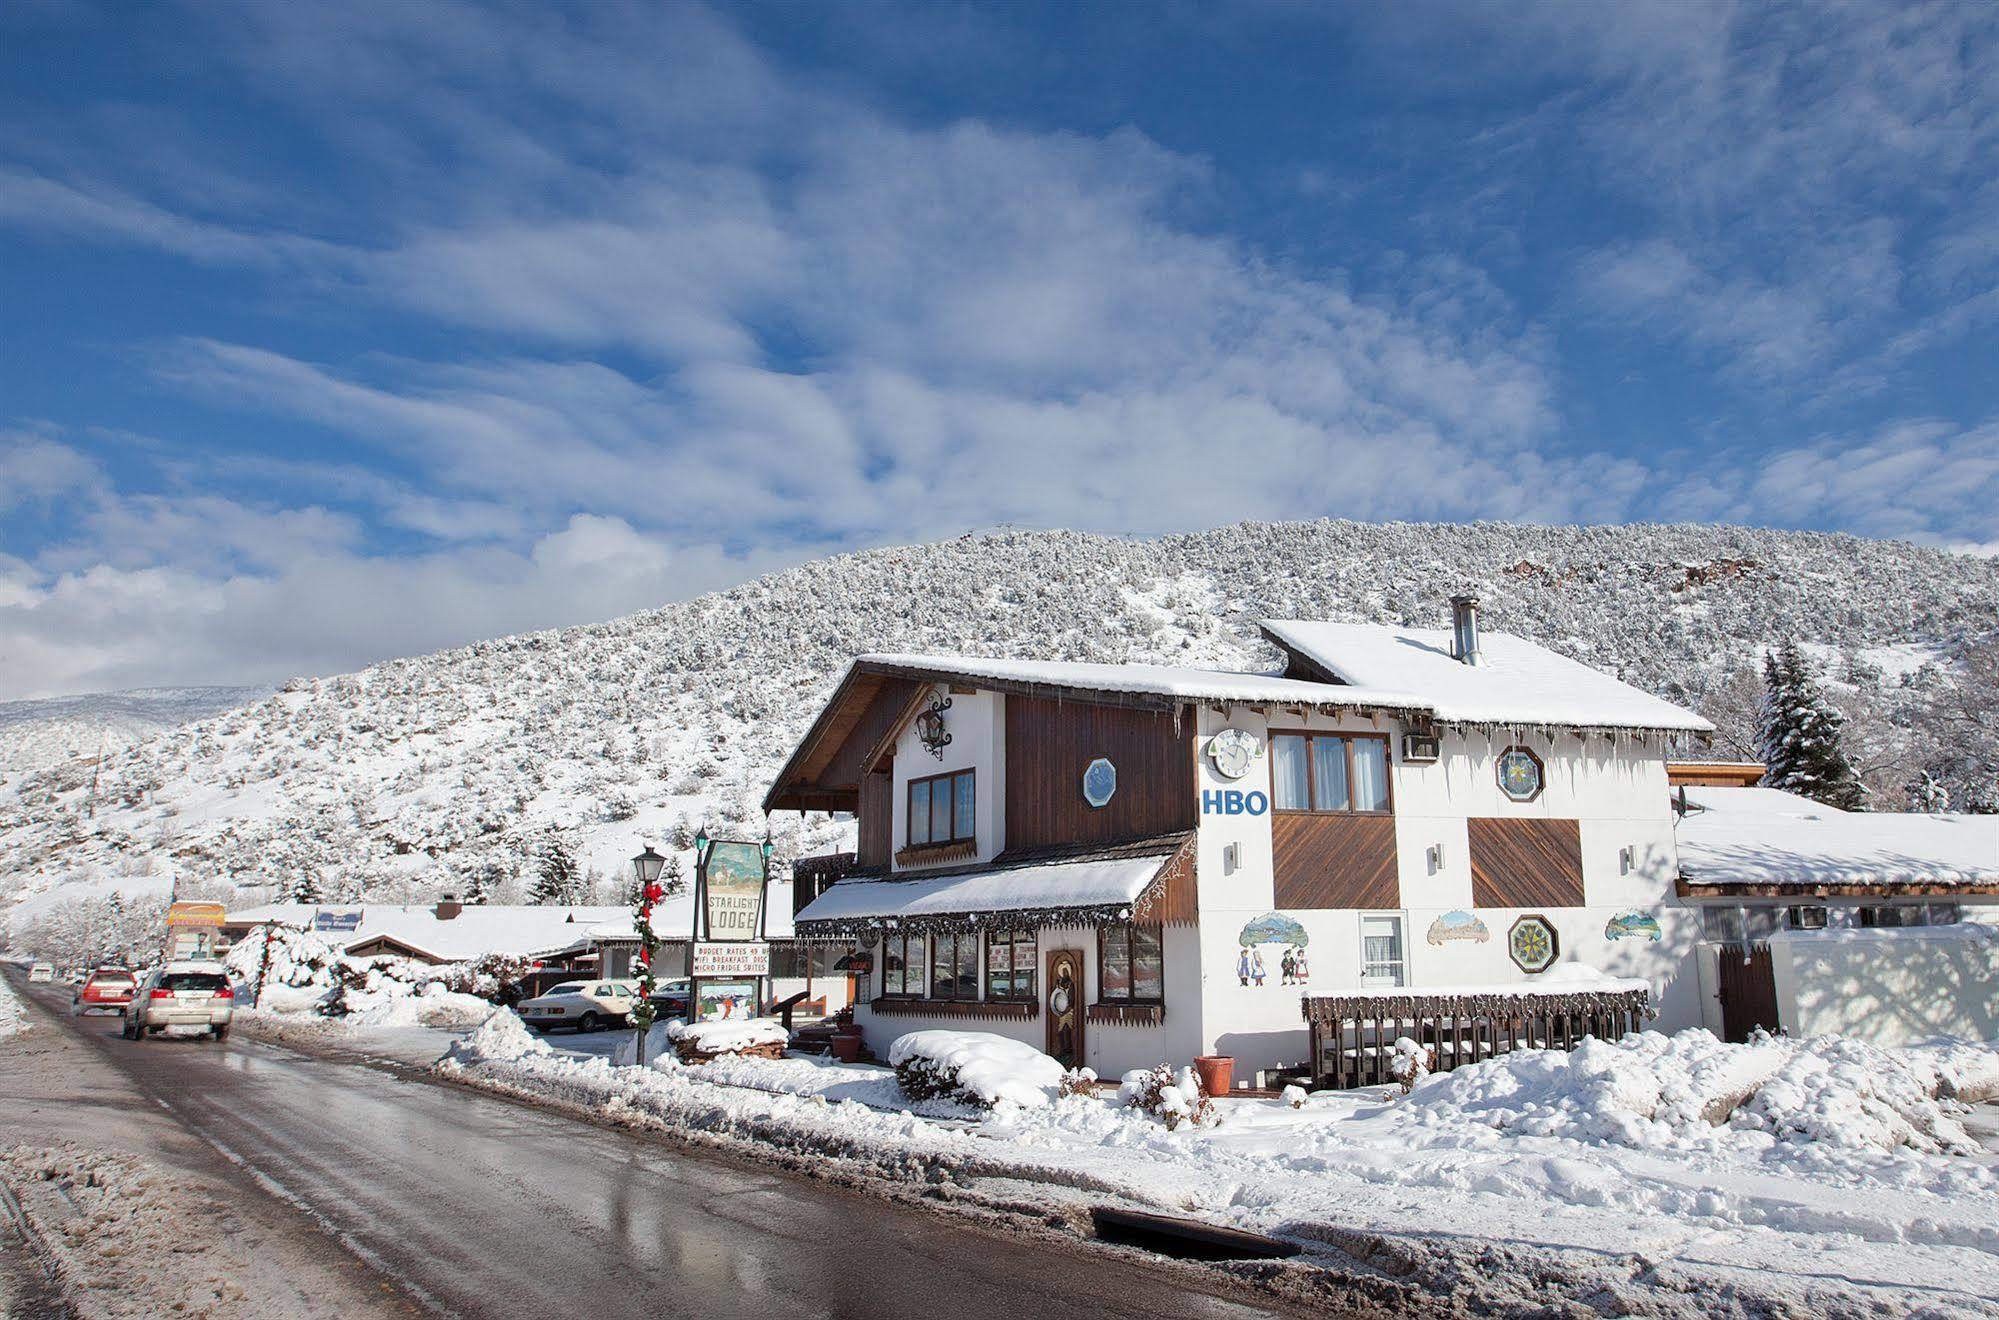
[628,844,668,1067]
[760,830,774,864]
[631,845,665,888]
[694,826,709,860]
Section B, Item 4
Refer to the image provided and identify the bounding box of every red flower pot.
[1193,1055,1235,1097]
[831,1033,863,1063]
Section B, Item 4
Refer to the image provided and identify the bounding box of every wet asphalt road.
[20,984,1300,1320]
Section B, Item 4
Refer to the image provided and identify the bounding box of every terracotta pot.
[831,1033,863,1063]
[1193,1055,1235,1097]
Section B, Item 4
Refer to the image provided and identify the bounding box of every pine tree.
[529,831,582,905]
[1906,771,1951,813]
[1758,640,1866,810]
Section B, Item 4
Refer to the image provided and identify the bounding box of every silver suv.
[123,961,235,1040]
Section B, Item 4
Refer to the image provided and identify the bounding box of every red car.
[74,967,137,1014]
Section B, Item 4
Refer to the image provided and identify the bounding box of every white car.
[122,961,235,1040]
[517,980,639,1033]
[28,962,54,984]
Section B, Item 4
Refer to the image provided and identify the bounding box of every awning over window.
[794,850,1175,937]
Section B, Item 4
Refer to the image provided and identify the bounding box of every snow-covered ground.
[0,970,29,1040]
[240,1001,1997,1318]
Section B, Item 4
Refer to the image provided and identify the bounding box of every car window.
[547,982,587,995]
[162,973,228,992]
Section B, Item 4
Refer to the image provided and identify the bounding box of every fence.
[1301,985,1654,1090]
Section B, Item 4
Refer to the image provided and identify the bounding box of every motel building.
[773,598,1738,1089]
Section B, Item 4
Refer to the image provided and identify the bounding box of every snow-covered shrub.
[441,1008,549,1066]
[1390,1037,1434,1093]
[888,1031,1064,1108]
[1116,1064,1219,1130]
[1282,1084,1308,1109]
[1058,1066,1099,1098]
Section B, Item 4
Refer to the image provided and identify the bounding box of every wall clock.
[1206,727,1259,780]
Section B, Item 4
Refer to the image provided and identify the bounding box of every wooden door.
[1717,944,1779,1043]
[1044,948,1084,1069]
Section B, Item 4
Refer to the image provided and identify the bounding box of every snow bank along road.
[3,976,1309,1320]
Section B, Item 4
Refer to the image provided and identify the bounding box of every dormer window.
[908,769,975,847]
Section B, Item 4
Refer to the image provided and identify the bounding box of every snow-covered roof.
[225,903,635,962]
[1260,620,1713,733]
[1676,789,1999,891]
[853,652,1430,714]
[793,853,1169,933]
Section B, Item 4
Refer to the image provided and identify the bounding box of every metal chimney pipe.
[1449,594,1481,666]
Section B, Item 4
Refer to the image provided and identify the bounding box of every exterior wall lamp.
[916,694,953,760]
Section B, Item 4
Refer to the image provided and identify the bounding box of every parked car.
[122,961,234,1040]
[647,979,692,1018]
[517,980,639,1032]
[74,967,137,1014]
[28,962,54,984]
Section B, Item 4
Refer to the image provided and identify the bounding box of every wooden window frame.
[906,768,976,848]
[1358,911,1408,988]
[1495,745,1545,804]
[927,930,979,1001]
[1268,730,1394,816]
[1096,922,1165,1006]
[984,929,1037,1002]
[880,931,925,999]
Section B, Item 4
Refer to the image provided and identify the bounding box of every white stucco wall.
[1769,926,1999,1047]
[888,686,1006,869]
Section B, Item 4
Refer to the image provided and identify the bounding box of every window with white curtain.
[1360,914,1406,987]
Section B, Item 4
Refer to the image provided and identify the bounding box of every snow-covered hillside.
[0,687,270,774]
[2,521,1994,932]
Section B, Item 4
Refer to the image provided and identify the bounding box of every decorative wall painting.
[1426,910,1490,946]
[1082,757,1118,808]
[1236,912,1309,987]
[1508,914,1560,973]
[1605,911,1664,942]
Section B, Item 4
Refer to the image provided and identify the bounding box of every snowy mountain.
[0,687,271,774]
[2,520,1994,934]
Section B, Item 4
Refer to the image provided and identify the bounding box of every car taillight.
[151,988,175,999]
[215,985,234,999]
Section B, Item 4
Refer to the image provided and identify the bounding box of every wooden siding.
[1270,814,1399,909]
[856,769,892,869]
[1004,697,1194,852]
[1469,818,1585,908]
[1132,835,1198,927]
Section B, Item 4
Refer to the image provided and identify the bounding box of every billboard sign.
[692,941,770,977]
[314,909,364,933]
[701,842,766,941]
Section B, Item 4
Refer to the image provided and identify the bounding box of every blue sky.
[1,0,1995,698]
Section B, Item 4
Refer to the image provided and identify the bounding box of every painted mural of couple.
[1236,944,1309,987]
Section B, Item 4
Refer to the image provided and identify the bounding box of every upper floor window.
[908,769,975,847]
[1270,732,1390,813]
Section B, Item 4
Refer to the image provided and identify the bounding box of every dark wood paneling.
[1717,945,1779,1043]
[1132,835,1198,927]
[816,678,924,787]
[856,769,892,869]
[1469,818,1585,908]
[1271,814,1399,909]
[1004,697,1194,851]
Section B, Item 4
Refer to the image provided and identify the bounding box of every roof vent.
[1449,594,1482,666]
[434,897,462,921]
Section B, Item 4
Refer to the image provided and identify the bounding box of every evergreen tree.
[1758,640,1866,810]
[529,831,582,905]
[1906,771,1951,813]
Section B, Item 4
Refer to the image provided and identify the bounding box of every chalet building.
[772,597,1719,1084]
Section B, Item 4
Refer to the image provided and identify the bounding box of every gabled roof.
[226,903,637,962]
[1259,620,1713,733]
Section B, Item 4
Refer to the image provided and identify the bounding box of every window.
[1269,733,1392,813]
[881,932,925,997]
[929,931,979,1000]
[1098,923,1163,1004]
[1787,905,1828,931]
[1360,914,1406,987]
[1700,906,1784,944]
[1859,902,1961,928]
[985,929,1037,1000]
[1496,746,1544,802]
[907,769,975,847]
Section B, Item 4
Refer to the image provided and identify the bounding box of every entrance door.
[1717,943,1779,1043]
[1044,948,1084,1068]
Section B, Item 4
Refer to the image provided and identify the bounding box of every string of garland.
[795,900,1138,940]
[629,876,668,1036]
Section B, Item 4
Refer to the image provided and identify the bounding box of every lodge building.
[773,598,1737,1084]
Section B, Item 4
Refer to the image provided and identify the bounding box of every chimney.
[1449,594,1482,666]
[434,896,462,921]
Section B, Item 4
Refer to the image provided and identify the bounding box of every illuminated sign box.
[691,941,771,977]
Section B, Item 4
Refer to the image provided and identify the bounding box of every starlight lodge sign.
[688,837,773,1023]
[701,840,768,941]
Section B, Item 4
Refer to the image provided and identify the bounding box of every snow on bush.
[442,1008,550,1066]
[223,921,514,1024]
[1406,1028,1998,1155]
[1390,1037,1433,1093]
[668,1018,789,1055]
[223,922,346,990]
[888,1030,1064,1109]
[1058,1066,1098,1098]
[0,972,30,1040]
[1281,1084,1308,1109]
[1117,1064,1219,1130]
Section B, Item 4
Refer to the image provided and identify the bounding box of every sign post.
[687,834,773,1024]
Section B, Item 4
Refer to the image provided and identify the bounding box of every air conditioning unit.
[1402,730,1441,763]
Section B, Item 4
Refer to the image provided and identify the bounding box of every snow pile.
[1407,1029,1999,1155]
[888,1030,1064,1108]
[1117,1063,1219,1129]
[0,970,29,1039]
[442,1007,551,1066]
[613,1021,681,1066]
[668,1018,789,1054]
[340,981,496,1031]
